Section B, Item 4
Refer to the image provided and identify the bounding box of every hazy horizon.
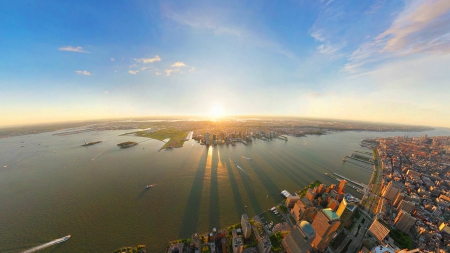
[0,114,445,130]
[2,1,450,128]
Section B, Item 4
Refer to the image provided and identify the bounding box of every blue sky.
[1,0,450,127]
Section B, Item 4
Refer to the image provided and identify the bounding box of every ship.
[145,185,152,189]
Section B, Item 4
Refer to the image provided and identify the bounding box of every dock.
[324,173,365,194]
[343,158,373,171]
[345,155,374,165]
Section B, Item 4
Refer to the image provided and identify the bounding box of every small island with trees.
[117,141,138,148]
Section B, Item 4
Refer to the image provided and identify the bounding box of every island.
[81,141,102,147]
[117,141,138,148]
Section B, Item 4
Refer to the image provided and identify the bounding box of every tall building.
[286,195,301,208]
[393,193,406,207]
[368,219,390,243]
[336,194,358,227]
[318,184,326,194]
[337,180,346,194]
[282,221,316,253]
[306,188,316,202]
[394,210,416,234]
[311,208,340,252]
[382,181,404,203]
[257,235,271,253]
[291,198,316,224]
[327,198,340,211]
[205,132,210,145]
[397,200,415,213]
[241,214,251,239]
[232,229,243,253]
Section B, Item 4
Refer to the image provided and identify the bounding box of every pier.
[345,155,374,165]
[324,173,365,194]
[343,158,373,171]
[333,173,367,188]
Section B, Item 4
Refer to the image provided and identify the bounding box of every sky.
[1,0,450,127]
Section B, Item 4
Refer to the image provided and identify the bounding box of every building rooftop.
[371,245,395,253]
[299,221,315,236]
[322,208,340,221]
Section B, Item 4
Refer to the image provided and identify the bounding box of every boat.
[145,185,152,189]
[62,235,71,241]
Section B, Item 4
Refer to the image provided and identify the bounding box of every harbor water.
[1,128,449,252]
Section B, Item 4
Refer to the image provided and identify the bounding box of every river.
[0,127,449,252]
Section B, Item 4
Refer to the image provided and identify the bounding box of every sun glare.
[210,104,225,119]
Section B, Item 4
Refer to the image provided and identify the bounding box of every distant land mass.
[0,116,434,139]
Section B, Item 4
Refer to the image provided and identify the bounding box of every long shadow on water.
[209,147,220,229]
[179,148,209,237]
[223,153,246,219]
[255,145,316,186]
[225,157,263,215]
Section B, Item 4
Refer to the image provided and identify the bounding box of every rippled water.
[1,128,449,252]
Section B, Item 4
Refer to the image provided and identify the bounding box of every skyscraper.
[205,132,210,145]
[241,214,251,239]
[394,210,417,235]
[291,198,316,224]
[311,208,340,251]
[382,181,404,203]
[282,221,316,253]
[368,219,390,243]
[336,194,358,227]
[337,180,346,194]
[396,200,415,213]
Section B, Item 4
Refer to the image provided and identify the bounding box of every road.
[360,149,383,215]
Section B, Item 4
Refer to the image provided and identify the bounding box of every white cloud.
[310,29,325,42]
[104,91,109,94]
[134,56,161,63]
[128,70,138,75]
[317,44,340,54]
[171,62,186,67]
[111,58,115,61]
[345,0,450,72]
[59,46,89,53]
[155,72,162,76]
[165,69,172,76]
[74,70,91,76]
[189,67,195,72]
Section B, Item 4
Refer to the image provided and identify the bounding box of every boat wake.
[92,150,109,161]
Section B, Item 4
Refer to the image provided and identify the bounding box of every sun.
[210,104,225,119]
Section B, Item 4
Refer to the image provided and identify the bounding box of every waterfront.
[1,128,449,252]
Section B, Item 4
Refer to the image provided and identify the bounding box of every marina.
[324,173,365,194]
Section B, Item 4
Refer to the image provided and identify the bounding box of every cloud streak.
[59,46,89,53]
[344,0,450,72]
[74,70,91,76]
[134,55,161,63]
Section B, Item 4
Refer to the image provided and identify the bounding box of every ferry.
[62,235,71,241]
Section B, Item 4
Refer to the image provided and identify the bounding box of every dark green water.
[1,128,449,252]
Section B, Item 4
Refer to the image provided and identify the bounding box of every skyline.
[1,0,450,127]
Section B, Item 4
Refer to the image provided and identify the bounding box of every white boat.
[145,185,152,189]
